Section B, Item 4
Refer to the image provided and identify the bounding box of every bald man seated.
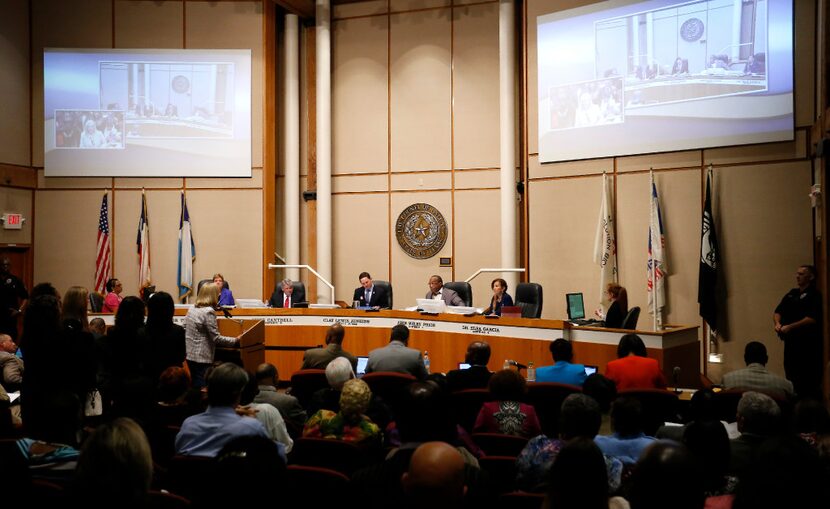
[402,442,467,508]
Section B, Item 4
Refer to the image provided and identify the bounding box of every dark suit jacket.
[603,301,626,329]
[352,285,389,308]
[424,287,464,306]
[269,289,303,308]
[446,365,492,392]
[301,343,358,370]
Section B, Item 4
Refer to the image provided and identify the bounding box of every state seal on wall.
[395,203,448,259]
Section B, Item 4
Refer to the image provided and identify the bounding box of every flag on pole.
[647,171,667,327]
[94,193,111,295]
[593,172,617,312]
[698,168,719,331]
[177,191,196,302]
[137,190,151,291]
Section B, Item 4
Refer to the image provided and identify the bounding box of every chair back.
[196,278,230,295]
[472,432,529,457]
[618,388,680,436]
[89,292,104,312]
[444,282,473,307]
[525,382,582,437]
[165,455,215,503]
[290,281,306,303]
[286,465,351,504]
[361,372,416,407]
[372,280,393,309]
[289,437,365,475]
[478,456,518,495]
[621,306,641,330]
[289,369,328,408]
[515,283,543,318]
[450,388,493,433]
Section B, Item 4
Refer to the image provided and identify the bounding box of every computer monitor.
[566,293,585,320]
[356,356,369,376]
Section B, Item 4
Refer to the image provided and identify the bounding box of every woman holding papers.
[483,278,514,316]
[184,284,239,389]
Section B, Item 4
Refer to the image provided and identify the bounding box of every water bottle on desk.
[424,351,431,373]
[527,361,536,382]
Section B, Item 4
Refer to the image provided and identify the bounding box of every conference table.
[145,308,701,387]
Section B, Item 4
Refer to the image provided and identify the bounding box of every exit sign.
[3,213,23,230]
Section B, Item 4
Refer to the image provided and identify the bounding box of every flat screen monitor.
[537,0,794,163]
[566,293,586,320]
[44,48,252,177]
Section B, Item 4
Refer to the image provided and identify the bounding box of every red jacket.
[605,355,667,390]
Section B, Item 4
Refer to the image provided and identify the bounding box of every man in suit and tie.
[425,275,464,306]
[269,278,303,308]
[352,272,389,309]
[301,323,358,371]
[446,341,493,392]
[365,324,427,379]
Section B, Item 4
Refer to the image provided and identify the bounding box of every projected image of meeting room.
[44,49,252,178]
[537,0,793,163]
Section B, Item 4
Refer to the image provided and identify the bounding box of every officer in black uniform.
[0,258,28,341]
[774,265,823,399]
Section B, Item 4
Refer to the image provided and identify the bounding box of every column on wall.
[500,0,518,288]
[316,0,332,302]
[284,13,300,282]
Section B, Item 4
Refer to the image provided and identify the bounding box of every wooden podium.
[216,318,265,373]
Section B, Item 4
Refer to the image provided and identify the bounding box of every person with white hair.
[79,119,105,148]
[729,391,781,478]
[307,357,355,415]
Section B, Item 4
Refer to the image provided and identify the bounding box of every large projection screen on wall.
[537,0,793,164]
[44,49,252,177]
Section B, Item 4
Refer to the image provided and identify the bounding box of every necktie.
[284,295,290,308]
[365,289,370,304]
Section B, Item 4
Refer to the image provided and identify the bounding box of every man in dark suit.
[425,275,464,306]
[301,323,358,370]
[269,278,303,308]
[446,341,492,392]
[352,272,389,309]
[365,324,427,379]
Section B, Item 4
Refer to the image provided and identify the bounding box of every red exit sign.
[3,213,23,230]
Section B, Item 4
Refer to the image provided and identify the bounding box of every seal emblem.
[395,203,448,259]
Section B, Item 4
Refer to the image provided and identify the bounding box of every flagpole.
[650,168,658,331]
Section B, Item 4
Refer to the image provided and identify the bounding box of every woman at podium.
[184,284,239,388]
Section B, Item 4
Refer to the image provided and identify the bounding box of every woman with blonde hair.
[62,285,90,330]
[60,286,97,411]
[184,283,239,388]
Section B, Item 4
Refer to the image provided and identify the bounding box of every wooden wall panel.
[0,0,31,166]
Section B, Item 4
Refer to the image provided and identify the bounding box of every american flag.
[137,191,151,290]
[94,193,111,294]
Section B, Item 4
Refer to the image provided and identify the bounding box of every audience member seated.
[69,417,153,509]
[792,398,830,448]
[351,381,487,509]
[308,357,392,432]
[150,366,202,428]
[604,334,667,390]
[88,317,106,340]
[239,372,293,454]
[301,322,357,371]
[303,378,381,447]
[365,324,428,380]
[402,441,467,509]
[722,341,794,399]
[535,338,587,385]
[627,442,706,509]
[583,373,618,436]
[175,363,269,457]
[656,388,739,442]
[207,435,288,506]
[473,369,541,438]
[545,437,628,509]
[594,396,655,465]
[732,434,826,509]
[682,419,737,504]
[253,362,307,430]
[729,391,781,478]
[515,393,623,494]
[446,341,493,392]
[0,333,23,392]
[142,291,186,385]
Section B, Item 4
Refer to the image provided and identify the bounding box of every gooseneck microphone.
[672,366,681,393]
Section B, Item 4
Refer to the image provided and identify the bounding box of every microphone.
[511,360,528,371]
[672,366,681,393]
[220,307,233,319]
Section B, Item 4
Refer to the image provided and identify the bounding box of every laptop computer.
[458,362,471,370]
[584,365,598,377]
[356,356,369,377]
